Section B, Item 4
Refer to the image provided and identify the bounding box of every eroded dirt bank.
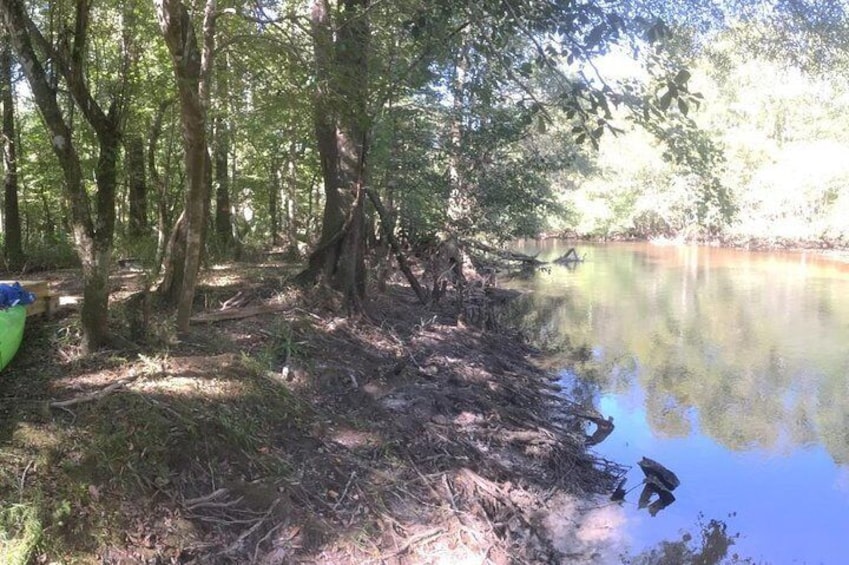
[0,264,622,564]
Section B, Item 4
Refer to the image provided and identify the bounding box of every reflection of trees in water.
[623,513,753,565]
[506,250,849,464]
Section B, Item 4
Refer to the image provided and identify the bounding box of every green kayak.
[0,305,26,371]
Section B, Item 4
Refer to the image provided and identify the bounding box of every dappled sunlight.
[329,428,380,449]
[11,422,63,451]
[133,375,248,400]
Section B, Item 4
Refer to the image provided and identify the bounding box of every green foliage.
[21,235,80,272]
[0,503,42,565]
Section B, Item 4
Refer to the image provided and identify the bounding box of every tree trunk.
[213,115,233,251]
[155,0,212,333]
[269,161,281,246]
[298,0,370,312]
[447,39,470,231]
[148,98,173,274]
[126,134,147,238]
[0,0,121,352]
[0,36,22,269]
[286,141,299,251]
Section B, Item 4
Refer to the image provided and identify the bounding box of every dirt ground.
[0,258,625,564]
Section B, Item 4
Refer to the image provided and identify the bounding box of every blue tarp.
[0,283,36,309]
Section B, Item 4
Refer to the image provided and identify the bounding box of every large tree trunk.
[298,0,370,313]
[155,0,213,333]
[0,36,22,269]
[0,0,121,353]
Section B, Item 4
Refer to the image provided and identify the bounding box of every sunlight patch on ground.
[12,422,62,450]
[330,428,380,449]
[134,375,247,399]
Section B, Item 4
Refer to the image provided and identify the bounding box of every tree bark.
[0,0,122,352]
[298,0,370,313]
[213,114,233,251]
[286,141,299,252]
[148,98,173,273]
[126,134,147,238]
[155,0,213,333]
[447,39,470,231]
[0,36,22,269]
[269,160,281,246]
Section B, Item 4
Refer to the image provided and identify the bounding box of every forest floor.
[0,256,624,564]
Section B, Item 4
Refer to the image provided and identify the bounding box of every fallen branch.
[552,247,583,264]
[49,373,141,409]
[460,238,545,265]
[190,302,289,323]
[365,188,429,304]
[223,498,281,556]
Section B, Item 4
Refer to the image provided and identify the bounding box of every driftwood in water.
[552,248,582,265]
[573,406,615,446]
[636,456,680,516]
[637,456,680,491]
[461,239,545,266]
[638,480,676,516]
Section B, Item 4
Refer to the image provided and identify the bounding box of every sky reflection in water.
[508,242,849,564]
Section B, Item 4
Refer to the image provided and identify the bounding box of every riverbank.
[542,230,849,261]
[0,262,621,564]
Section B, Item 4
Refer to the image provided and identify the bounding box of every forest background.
[0,0,844,562]
[0,0,846,347]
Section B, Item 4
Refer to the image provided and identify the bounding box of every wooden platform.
[0,280,58,317]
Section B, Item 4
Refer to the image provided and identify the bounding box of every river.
[505,240,849,564]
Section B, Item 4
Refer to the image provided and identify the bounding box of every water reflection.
[506,241,849,563]
[623,513,749,565]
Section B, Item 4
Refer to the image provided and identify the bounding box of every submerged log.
[573,407,615,447]
[552,248,582,264]
[637,480,676,516]
[461,238,546,266]
[637,456,680,491]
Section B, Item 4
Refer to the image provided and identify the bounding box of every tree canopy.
[0,0,847,336]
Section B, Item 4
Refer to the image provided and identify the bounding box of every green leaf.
[659,90,673,110]
[674,69,691,86]
[678,98,689,116]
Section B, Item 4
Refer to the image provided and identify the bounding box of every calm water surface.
[506,241,849,564]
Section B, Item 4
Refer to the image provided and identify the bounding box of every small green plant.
[0,504,42,565]
[251,319,304,372]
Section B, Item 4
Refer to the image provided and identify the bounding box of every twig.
[252,521,287,564]
[333,471,357,510]
[19,460,34,499]
[376,527,445,560]
[49,373,141,409]
[224,499,280,555]
[183,487,230,509]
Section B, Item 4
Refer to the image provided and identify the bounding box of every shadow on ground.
[0,264,623,564]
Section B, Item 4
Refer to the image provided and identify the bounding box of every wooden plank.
[1,280,54,317]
